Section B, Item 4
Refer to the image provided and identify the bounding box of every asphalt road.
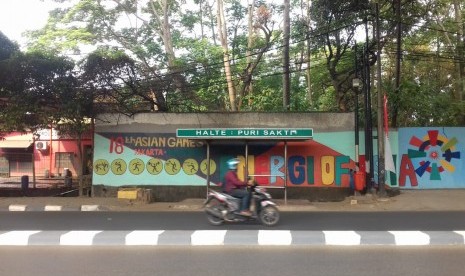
[1,246,465,276]
[1,211,465,231]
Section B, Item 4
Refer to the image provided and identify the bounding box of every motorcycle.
[204,183,280,227]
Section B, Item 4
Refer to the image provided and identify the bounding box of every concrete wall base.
[92,185,350,202]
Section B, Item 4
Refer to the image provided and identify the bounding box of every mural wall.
[92,113,465,190]
[92,131,356,188]
[396,127,464,189]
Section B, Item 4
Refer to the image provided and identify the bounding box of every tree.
[0,32,20,139]
[0,51,75,132]
[310,0,367,112]
[0,42,95,193]
[427,0,465,124]
[81,48,165,115]
[239,4,276,109]
[17,0,464,126]
[382,0,464,127]
[0,32,19,61]
[50,74,94,196]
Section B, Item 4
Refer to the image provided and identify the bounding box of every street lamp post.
[352,78,360,169]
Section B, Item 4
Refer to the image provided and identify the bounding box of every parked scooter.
[204,183,280,226]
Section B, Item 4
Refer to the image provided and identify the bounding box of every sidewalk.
[1,189,465,212]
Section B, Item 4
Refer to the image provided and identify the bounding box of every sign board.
[35,128,59,140]
[176,128,313,139]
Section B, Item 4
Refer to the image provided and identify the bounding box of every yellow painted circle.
[94,159,109,175]
[111,159,127,175]
[165,158,181,175]
[200,159,216,175]
[129,158,145,175]
[147,158,163,175]
[182,159,199,175]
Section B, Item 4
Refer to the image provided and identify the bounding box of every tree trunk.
[199,0,204,39]
[392,0,402,128]
[208,1,217,45]
[283,0,291,110]
[305,0,312,107]
[149,0,187,105]
[217,0,237,111]
[453,0,465,124]
[245,0,255,106]
[77,134,84,196]
[150,0,175,69]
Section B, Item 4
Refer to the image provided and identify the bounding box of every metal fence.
[0,152,91,190]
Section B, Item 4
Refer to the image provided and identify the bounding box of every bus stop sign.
[176,128,313,139]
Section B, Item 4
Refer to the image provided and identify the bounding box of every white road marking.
[0,231,41,245]
[44,205,63,211]
[453,231,465,244]
[389,231,430,245]
[125,231,165,245]
[60,231,102,245]
[80,205,99,211]
[191,230,227,245]
[324,231,361,245]
[8,205,27,211]
[258,230,292,245]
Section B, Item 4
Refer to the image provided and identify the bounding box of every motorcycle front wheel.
[258,205,280,227]
[205,198,225,226]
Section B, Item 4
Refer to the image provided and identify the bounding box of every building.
[0,129,93,188]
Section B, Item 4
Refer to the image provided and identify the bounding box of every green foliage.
[0,32,19,61]
[0,0,461,127]
[0,51,75,132]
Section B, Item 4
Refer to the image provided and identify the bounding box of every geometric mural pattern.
[408,130,461,180]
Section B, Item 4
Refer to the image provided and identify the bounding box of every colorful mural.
[92,132,355,187]
[93,126,465,190]
[398,128,464,188]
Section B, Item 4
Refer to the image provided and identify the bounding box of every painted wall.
[34,139,93,177]
[92,114,465,190]
[395,127,464,189]
[92,132,355,187]
[93,113,356,188]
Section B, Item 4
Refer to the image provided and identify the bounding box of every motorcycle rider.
[223,158,253,216]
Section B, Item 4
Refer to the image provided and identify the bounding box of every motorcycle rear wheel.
[205,198,225,226]
[258,205,280,227]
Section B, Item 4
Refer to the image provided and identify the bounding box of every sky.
[0,0,55,47]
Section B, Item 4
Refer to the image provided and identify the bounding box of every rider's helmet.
[227,158,240,170]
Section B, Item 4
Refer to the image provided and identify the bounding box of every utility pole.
[375,1,386,196]
[363,17,374,193]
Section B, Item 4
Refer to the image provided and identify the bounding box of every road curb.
[0,230,465,246]
[44,205,63,211]
[5,204,101,211]
[8,205,28,211]
[81,205,100,211]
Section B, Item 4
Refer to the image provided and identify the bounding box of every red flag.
[384,94,389,135]
[384,94,396,173]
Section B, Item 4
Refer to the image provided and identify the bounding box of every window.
[55,152,74,169]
